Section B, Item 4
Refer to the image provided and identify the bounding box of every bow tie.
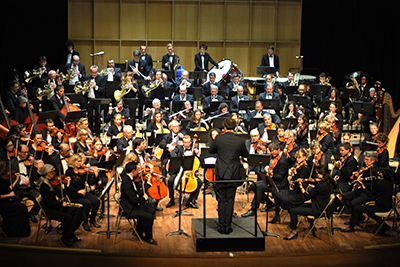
[269,55,273,58]
[135,61,139,64]
[19,160,26,163]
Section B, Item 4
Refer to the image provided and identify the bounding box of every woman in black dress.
[146,110,168,147]
[73,128,91,155]
[105,99,130,124]
[186,110,209,132]
[295,114,309,149]
[106,113,124,143]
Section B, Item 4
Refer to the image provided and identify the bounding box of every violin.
[97,148,119,157]
[77,166,104,175]
[2,170,17,180]
[23,155,44,168]
[20,133,31,142]
[50,175,68,185]
[36,142,58,153]
[7,148,17,158]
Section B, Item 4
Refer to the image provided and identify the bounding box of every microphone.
[90,51,105,56]
[295,55,304,59]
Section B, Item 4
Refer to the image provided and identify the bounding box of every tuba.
[142,79,161,99]
[114,81,134,101]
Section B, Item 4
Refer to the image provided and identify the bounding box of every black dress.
[0,179,30,237]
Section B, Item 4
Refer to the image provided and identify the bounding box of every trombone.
[129,64,147,79]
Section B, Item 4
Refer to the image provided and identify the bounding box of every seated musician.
[309,140,327,170]
[174,101,193,122]
[159,120,185,179]
[258,84,281,124]
[316,121,335,163]
[242,141,289,218]
[319,73,330,86]
[230,112,247,134]
[175,70,193,92]
[73,128,91,155]
[77,117,93,137]
[244,129,267,180]
[38,164,84,247]
[342,151,380,220]
[281,71,295,91]
[283,130,300,168]
[116,125,135,152]
[28,131,54,163]
[272,124,286,149]
[49,85,68,129]
[333,142,358,194]
[360,122,379,152]
[336,132,353,153]
[186,110,209,132]
[173,84,193,102]
[167,135,203,209]
[10,124,28,148]
[48,143,72,176]
[202,72,220,97]
[342,166,393,234]
[295,114,309,149]
[206,128,221,147]
[230,86,250,117]
[0,160,31,237]
[14,96,37,124]
[162,73,174,92]
[283,165,333,240]
[351,88,376,130]
[325,113,341,148]
[105,99,130,124]
[375,133,389,168]
[106,113,124,142]
[10,144,43,223]
[324,87,341,102]
[283,101,301,119]
[265,74,280,95]
[203,85,224,114]
[42,118,55,146]
[226,74,247,98]
[144,98,167,121]
[146,110,168,147]
[120,161,157,245]
[320,102,343,123]
[294,84,313,119]
[212,102,230,119]
[0,139,16,163]
[66,154,101,231]
[249,101,267,122]
[258,113,276,143]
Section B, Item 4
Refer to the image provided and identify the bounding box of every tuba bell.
[142,79,161,99]
[114,82,134,101]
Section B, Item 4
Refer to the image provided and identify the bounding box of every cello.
[175,135,199,194]
[0,96,18,140]
[60,92,80,141]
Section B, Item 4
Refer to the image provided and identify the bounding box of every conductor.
[209,118,248,234]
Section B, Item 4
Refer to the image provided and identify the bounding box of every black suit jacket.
[4,89,20,118]
[10,158,40,190]
[83,75,106,98]
[61,50,80,69]
[64,63,86,79]
[162,54,179,71]
[117,136,133,151]
[49,94,66,121]
[204,95,224,111]
[261,54,280,72]
[270,153,289,190]
[194,53,218,71]
[226,81,247,97]
[202,82,221,97]
[159,132,184,165]
[127,58,151,79]
[120,172,146,216]
[140,54,153,70]
[172,94,193,102]
[209,132,248,180]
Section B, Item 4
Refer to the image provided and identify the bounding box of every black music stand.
[247,154,270,167]
[155,133,167,146]
[285,86,298,95]
[192,87,203,100]
[189,71,207,80]
[167,156,195,238]
[361,141,378,152]
[37,111,58,125]
[89,98,111,134]
[259,99,280,113]
[212,117,225,129]
[281,118,297,130]
[340,88,360,101]
[259,172,280,238]
[288,95,309,109]
[65,93,81,105]
[65,110,86,132]
[250,118,264,131]
[320,100,343,112]
[353,101,373,136]
[163,70,175,81]
[123,98,139,110]
[266,129,277,140]
[188,131,209,143]
[257,66,275,75]
[310,85,330,99]
[238,100,256,111]
[235,133,250,140]
[96,176,116,239]
[310,129,317,140]
[210,101,222,113]
[171,100,194,112]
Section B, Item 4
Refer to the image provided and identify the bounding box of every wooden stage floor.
[1,185,399,267]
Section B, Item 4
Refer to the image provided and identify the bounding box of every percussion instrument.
[205,60,242,89]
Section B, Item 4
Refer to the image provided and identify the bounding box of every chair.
[372,192,400,240]
[113,192,143,244]
[302,193,335,244]
[35,195,63,246]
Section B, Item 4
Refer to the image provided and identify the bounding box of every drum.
[243,77,265,99]
[206,60,242,89]
[275,77,289,83]
[299,75,317,82]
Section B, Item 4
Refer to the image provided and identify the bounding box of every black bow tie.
[19,160,26,163]
[269,55,273,58]
[135,61,139,64]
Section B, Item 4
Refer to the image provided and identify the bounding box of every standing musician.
[316,121,335,163]
[194,44,219,72]
[258,84,281,124]
[186,110,209,132]
[333,142,358,193]
[4,80,22,118]
[140,45,153,71]
[103,58,122,103]
[118,71,140,123]
[65,154,101,231]
[261,45,280,76]
[73,128,91,155]
[146,110,168,147]
[10,144,43,223]
[64,55,86,94]
[209,118,248,234]
[117,125,135,152]
[283,130,300,168]
[0,161,31,237]
[34,56,50,84]
[62,41,80,68]
[120,161,157,245]
[283,165,333,240]
[241,141,287,218]
[375,133,389,168]
[226,74,247,98]
[38,164,84,247]
[159,120,185,179]
[128,50,152,81]
[272,124,286,149]
[167,135,203,209]
[105,99,130,124]
[162,43,179,73]
[295,114,309,149]
[202,72,221,97]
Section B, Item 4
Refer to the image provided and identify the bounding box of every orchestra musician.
[283,101,301,119]
[0,139,16,163]
[65,154,101,231]
[258,84,281,124]
[64,55,86,94]
[103,58,122,103]
[173,85,193,102]
[319,73,330,86]
[265,74,280,95]
[48,143,72,176]
[0,160,31,237]
[333,142,358,194]
[210,118,248,234]
[144,98,167,121]
[32,56,50,87]
[272,124,286,149]
[174,101,193,122]
[244,128,267,180]
[316,121,335,163]
[14,96,37,124]
[105,99,130,124]
[258,113,276,143]
[194,44,219,72]
[175,70,193,92]
[128,50,152,81]
[117,125,135,152]
[241,141,287,218]
[162,43,179,72]
[295,114,309,149]
[186,110,209,132]
[283,130,300,168]
[226,74,247,98]
[283,165,333,240]
[37,164,84,247]
[106,113,124,143]
[206,128,221,147]
[10,124,27,149]
[202,72,221,97]
[325,114,341,148]
[28,131,54,163]
[146,110,168,147]
[375,133,389,168]
[230,86,250,117]
[203,85,224,114]
[62,40,80,69]
[249,101,267,121]
[73,128,91,155]
[320,102,343,123]
[49,85,68,129]
[309,140,327,169]
[294,84,313,120]
[4,80,21,118]
[360,122,379,152]
[120,161,157,245]
[261,45,280,76]
[230,113,247,134]
[42,118,55,146]
[118,71,140,124]
[150,70,166,100]
[281,71,295,91]
[140,45,153,71]
[167,135,203,209]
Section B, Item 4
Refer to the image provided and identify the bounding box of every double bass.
[60,93,80,141]
[0,96,18,140]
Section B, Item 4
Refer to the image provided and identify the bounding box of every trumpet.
[99,67,113,76]
[142,79,161,99]
[114,81,135,101]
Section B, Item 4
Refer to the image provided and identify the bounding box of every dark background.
[1,0,399,108]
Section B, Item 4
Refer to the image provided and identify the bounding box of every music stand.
[171,101,194,112]
[65,93,81,104]
[259,99,280,113]
[235,133,250,140]
[96,176,116,239]
[361,141,378,152]
[209,101,222,113]
[310,85,330,99]
[257,66,275,75]
[192,87,203,100]
[281,118,297,130]
[267,129,277,140]
[167,156,195,238]
[189,71,207,80]
[285,86,298,96]
[188,131,209,143]
[212,117,225,129]
[310,129,317,140]
[288,95,309,109]
[340,88,360,101]
[320,100,343,112]
[250,118,263,131]
[162,70,175,81]
[154,133,167,146]
[238,100,256,111]
[123,98,139,110]
[36,111,58,125]
[353,101,373,135]
[258,172,280,238]
[247,154,271,167]
[65,110,86,132]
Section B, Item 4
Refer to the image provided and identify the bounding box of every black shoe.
[143,238,158,245]
[155,206,163,211]
[341,227,354,232]
[224,227,233,235]
[166,201,175,208]
[30,213,38,223]
[260,205,275,212]
[378,223,391,235]
[241,209,256,218]
[69,235,82,242]
[269,216,281,224]
[61,238,73,247]
[90,220,101,228]
[186,201,199,209]
[217,227,225,234]
[283,232,298,240]
[344,221,351,226]
[83,223,91,232]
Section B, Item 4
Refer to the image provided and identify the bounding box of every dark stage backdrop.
[302,0,400,109]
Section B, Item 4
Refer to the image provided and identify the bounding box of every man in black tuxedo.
[32,56,51,87]
[209,118,248,234]
[194,44,219,72]
[202,72,220,97]
[49,85,67,129]
[281,71,295,91]
[172,85,193,102]
[120,162,157,245]
[293,84,313,119]
[64,55,86,94]
[204,85,224,114]
[103,58,121,104]
[4,80,21,118]
[143,98,167,121]
[248,101,267,122]
[128,50,152,81]
[48,143,72,176]
[258,84,281,124]
[39,70,59,111]
[116,125,135,151]
[226,74,247,99]
[261,45,280,76]
[149,70,165,100]
[61,40,79,71]
[140,45,153,71]
[231,86,250,121]
[162,43,179,72]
